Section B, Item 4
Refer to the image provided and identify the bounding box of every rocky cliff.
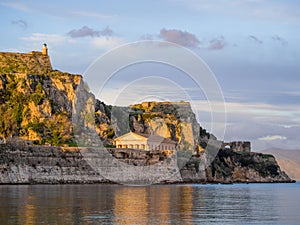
[262,149,300,181]
[0,51,112,146]
[0,143,107,184]
[206,149,291,183]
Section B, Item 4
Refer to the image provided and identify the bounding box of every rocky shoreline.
[0,143,294,185]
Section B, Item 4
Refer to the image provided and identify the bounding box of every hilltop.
[0,44,52,75]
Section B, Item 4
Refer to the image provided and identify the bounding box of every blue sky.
[1,0,300,150]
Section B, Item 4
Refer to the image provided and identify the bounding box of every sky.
[1,0,300,151]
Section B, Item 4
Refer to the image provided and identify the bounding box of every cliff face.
[0,143,107,184]
[0,72,80,145]
[131,102,201,151]
[0,144,293,184]
[206,149,292,183]
[0,70,112,146]
[262,149,300,181]
[111,101,211,152]
[179,149,292,183]
[0,144,181,184]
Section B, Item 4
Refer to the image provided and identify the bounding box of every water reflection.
[114,187,148,224]
[112,185,195,224]
[0,183,299,224]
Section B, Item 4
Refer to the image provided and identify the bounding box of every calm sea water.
[0,183,299,225]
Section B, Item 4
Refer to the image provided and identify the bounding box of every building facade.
[114,132,176,151]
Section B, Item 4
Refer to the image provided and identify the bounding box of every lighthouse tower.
[42,43,48,56]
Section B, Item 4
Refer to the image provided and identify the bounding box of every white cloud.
[159,28,200,48]
[70,11,117,20]
[67,26,113,38]
[91,36,124,50]
[258,135,287,141]
[21,33,69,45]
[1,2,31,12]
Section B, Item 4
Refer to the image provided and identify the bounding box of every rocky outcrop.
[0,68,113,146]
[204,149,293,183]
[262,149,300,181]
[126,101,212,151]
[0,72,83,145]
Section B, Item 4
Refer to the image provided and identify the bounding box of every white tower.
[42,43,48,56]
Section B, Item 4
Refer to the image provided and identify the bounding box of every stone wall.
[0,144,293,184]
[0,144,182,185]
[223,141,251,153]
[0,51,52,74]
[0,143,107,184]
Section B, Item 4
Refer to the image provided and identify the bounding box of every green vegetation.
[262,154,274,159]
[0,71,75,146]
[0,105,17,142]
[106,127,115,139]
[30,83,45,106]
[142,113,163,121]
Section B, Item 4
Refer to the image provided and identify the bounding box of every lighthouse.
[42,43,48,56]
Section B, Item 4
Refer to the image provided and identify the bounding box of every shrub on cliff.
[0,105,17,143]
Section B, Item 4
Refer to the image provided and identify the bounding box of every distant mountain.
[261,149,300,181]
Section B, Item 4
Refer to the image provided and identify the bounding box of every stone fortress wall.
[0,44,52,75]
[223,141,251,153]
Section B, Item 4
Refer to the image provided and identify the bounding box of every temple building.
[114,132,176,151]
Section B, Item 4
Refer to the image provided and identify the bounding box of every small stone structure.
[223,141,251,153]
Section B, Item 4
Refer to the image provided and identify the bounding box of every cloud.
[11,19,27,30]
[1,2,31,12]
[91,36,124,50]
[22,33,68,45]
[248,35,263,44]
[70,11,117,20]
[159,28,200,47]
[271,35,288,46]
[209,36,226,50]
[140,34,154,40]
[67,26,113,38]
[100,26,114,36]
[258,135,287,141]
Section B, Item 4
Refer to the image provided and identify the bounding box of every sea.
[0,182,299,225]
